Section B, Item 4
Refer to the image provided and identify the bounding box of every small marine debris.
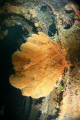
[4,29,8,36]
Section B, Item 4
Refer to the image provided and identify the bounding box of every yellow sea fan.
[9,32,70,98]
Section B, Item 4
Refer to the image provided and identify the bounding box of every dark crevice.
[48,23,57,37]
[64,10,74,14]
[35,97,44,105]
[0,24,32,120]
[40,5,47,12]
[47,108,60,120]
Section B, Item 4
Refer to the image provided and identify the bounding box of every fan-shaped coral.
[9,32,70,98]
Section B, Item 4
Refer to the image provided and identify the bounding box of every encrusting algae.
[9,32,70,98]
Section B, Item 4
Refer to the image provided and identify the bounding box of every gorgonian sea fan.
[9,32,70,98]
